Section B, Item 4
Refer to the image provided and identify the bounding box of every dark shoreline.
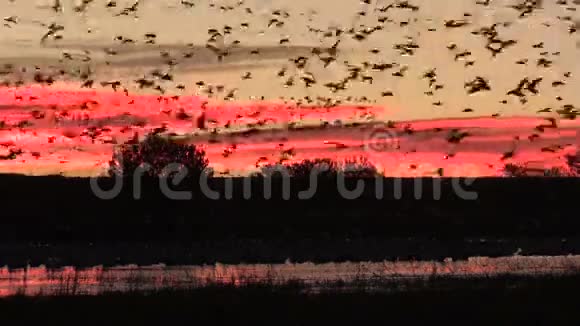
[2,175,579,236]
[2,274,580,324]
[0,237,578,268]
[0,175,578,265]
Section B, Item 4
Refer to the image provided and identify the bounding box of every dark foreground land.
[1,176,579,324]
[1,274,580,324]
[0,175,579,265]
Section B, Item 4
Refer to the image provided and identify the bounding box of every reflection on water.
[1,255,580,297]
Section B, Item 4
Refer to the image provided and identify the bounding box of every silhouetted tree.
[502,163,529,177]
[108,133,210,178]
[565,152,580,176]
[503,162,577,177]
[261,157,379,178]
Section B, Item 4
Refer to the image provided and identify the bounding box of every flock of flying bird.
[1,1,578,101]
[0,0,579,174]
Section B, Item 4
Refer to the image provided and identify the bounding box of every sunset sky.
[0,0,578,176]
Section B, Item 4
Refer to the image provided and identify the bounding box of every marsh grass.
[2,273,580,323]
